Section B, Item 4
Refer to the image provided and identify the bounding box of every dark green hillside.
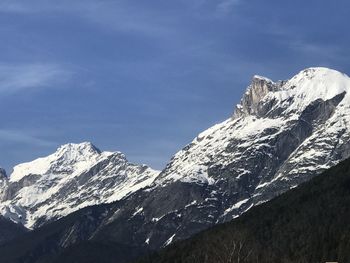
[48,241,149,263]
[137,158,350,263]
[0,203,148,263]
[0,216,27,245]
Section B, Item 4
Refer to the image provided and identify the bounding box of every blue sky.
[0,0,349,172]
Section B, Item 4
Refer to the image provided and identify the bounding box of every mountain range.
[0,67,350,262]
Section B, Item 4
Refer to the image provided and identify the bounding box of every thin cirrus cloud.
[0,2,27,13]
[0,63,72,94]
[216,0,240,14]
[0,1,72,13]
[0,1,178,42]
[0,1,234,38]
[0,129,56,147]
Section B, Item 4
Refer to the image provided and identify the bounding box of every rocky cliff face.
[0,168,6,178]
[233,75,282,118]
[0,142,159,228]
[0,168,8,201]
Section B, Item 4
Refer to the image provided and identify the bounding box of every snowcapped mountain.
[63,67,350,250]
[0,142,159,228]
[1,67,350,261]
[155,67,350,211]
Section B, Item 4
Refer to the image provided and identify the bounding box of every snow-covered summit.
[1,142,159,228]
[252,75,274,83]
[266,67,350,114]
[234,67,350,119]
[154,67,350,221]
[56,142,102,156]
[287,67,349,86]
[10,142,114,182]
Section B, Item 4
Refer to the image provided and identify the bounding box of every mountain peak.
[234,67,350,119]
[4,142,159,228]
[233,74,279,118]
[9,142,107,183]
[252,75,274,83]
[292,67,346,78]
[288,67,350,87]
[272,67,350,114]
[56,142,101,156]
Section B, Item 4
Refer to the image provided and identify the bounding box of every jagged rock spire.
[233,75,279,118]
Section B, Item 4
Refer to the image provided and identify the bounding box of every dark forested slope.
[2,157,350,263]
[0,202,149,263]
[2,156,350,263]
[138,157,350,263]
[0,216,27,245]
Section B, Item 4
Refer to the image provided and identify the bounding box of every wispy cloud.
[0,1,173,39]
[0,1,71,14]
[216,0,240,15]
[0,1,29,13]
[0,0,242,40]
[288,40,344,61]
[0,129,56,147]
[266,24,346,63]
[0,63,72,94]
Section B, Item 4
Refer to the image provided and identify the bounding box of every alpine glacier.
[0,142,159,228]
